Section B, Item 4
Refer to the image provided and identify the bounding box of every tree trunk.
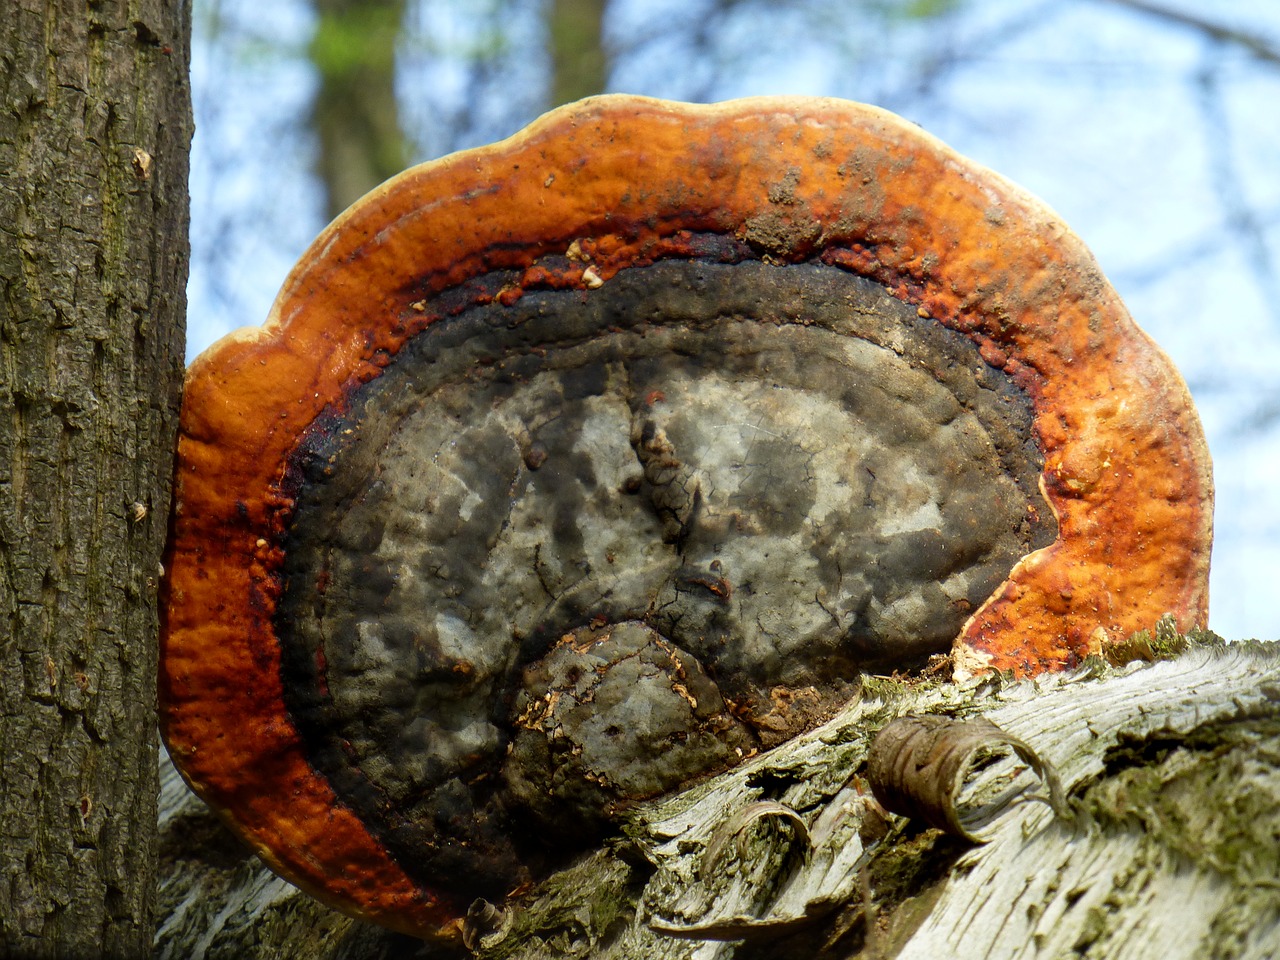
[154,637,1280,958]
[0,1,191,956]
[548,0,608,106]
[309,0,408,221]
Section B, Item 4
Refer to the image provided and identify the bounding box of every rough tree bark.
[0,1,191,956]
[155,634,1280,959]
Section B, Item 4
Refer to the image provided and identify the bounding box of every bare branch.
[1105,0,1280,66]
[1193,58,1280,330]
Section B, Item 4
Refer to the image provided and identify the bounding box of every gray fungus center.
[276,257,1053,895]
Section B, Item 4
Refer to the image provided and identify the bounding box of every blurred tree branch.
[1194,55,1280,330]
[1105,0,1280,66]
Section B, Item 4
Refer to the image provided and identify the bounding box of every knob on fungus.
[160,95,1213,942]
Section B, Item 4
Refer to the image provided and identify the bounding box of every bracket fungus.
[160,96,1212,941]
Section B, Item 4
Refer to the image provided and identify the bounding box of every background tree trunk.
[0,1,191,955]
[154,638,1280,959]
[548,0,609,106]
[309,0,408,221]
[305,0,607,223]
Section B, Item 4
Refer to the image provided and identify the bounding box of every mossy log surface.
[157,638,1280,959]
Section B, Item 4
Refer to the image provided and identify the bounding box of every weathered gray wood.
[0,1,190,955]
[890,642,1280,960]
[156,639,1280,959]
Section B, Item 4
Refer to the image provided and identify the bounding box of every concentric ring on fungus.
[160,96,1212,942]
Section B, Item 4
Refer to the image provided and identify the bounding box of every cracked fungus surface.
[275,258,1054,895]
